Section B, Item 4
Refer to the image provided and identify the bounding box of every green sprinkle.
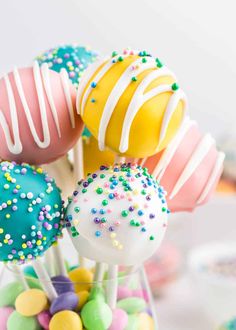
[74,207,80,213]
[172,83,179,91]
[142,58,147,63]
[101,218,106,223]
[130,220,136,226]
[102,199,108,206]
[141,189,146,195]
[155,58,163,68]
[149,236,155,241]
[96,187,103,194]
[119,176,124,181]
[100,174,105,179]
[82,188,87,194]
[118,56,124,62]
[131,76,137,82]
[88,178,93,183]
[135,222,140,227]
[162,207,166,212]
[121,210,129,217]
[112,51,118,57]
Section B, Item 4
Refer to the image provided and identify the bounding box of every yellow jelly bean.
[15,289,48,316]
[76,291,89,311]
[49,310,83,330]
[68,268,93,292]
[138,312,155,330]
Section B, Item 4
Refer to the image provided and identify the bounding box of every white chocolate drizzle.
[78,52,187,153]
[0,61,75,155]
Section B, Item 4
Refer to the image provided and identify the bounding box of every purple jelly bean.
[51,275,74,295]
[50,292,78,315]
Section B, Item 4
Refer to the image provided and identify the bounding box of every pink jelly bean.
[132,289,149,302]
[109,308,128,330]
[0,307,14,330]
[37,310,51,330]
[117,286,132,300]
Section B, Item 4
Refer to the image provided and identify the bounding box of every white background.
[0,0,236,140]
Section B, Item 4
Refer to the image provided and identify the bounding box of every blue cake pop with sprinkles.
[36,44,98,87]
[0,161,63,263]
[65,163,169,266]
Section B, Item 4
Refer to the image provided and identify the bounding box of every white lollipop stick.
[73,137,84,181]
[12,264,29,290]
[106,264,118,309]
[52,244,67,277]
[45,249,56,277]
[94,262,105,287]
[32,259,57,302]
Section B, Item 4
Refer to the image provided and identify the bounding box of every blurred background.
[0,1,236,329]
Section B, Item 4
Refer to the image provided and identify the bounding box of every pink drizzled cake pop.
[0,62,83,165]
[138,118,225,212]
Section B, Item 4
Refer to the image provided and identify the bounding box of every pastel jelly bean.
[109,308,128,330]
[81,299,112,330]
[88,286,105,301]
[117,286,132,300]
[76,290,89,311]
[49,310,83,330]
[125,315,139,330]
[138,313,155,330]
[117,297,146,314]
[7,311,41,330]
[0,307,14,330]
[23,266,38,278]
[0,282,24,307]
[132,289,149,302]
[37,310,51,330]
[15,289,48,316]
[68,268,93,292]
[50,292,78,315]
[51,275,74,295]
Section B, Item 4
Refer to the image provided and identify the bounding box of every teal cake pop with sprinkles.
[66,163,169,266]
[36,44,98,87]
[0,161,63,263]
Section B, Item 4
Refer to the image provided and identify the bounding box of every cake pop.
[36,44,98,86]
[76,49,187,158]
[65,164,169,266]
[138,118,225,212]
[0,62,83,165]
[0,161,63,263]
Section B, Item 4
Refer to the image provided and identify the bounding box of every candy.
[51,275,74,295]
[24,265,38,278]
[88,286,105,301]
[117,286,132,300]
[7,311,41,330]
[66,164,168,266]
[76,49,187,158]
[36,45,98,87]
[125,315,139,330]
[0,63,83,165]
[76,290,89,311]
[0,307,14,329]
[50,292,78,315]
[49,310,83,330]
[0,282,24,307]
[0,162,63,263]
[68,268,93,292]
[37,310,51,330]
[138,313,155,330]
[139,117,224,212]
[109,308,128,330]
[81,299,112,330]
[117,297,146,314]
[15,289,48,316]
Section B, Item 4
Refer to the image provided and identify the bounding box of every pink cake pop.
[0,62,83,165]
[138,118,225,212]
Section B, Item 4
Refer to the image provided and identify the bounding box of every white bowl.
[188,242,236,327]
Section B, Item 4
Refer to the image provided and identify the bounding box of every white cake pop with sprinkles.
[65,163,169,266]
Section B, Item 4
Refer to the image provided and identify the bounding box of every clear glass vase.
[0,259,158,330]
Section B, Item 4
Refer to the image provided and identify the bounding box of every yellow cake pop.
[83,135,115,176]
[77,49,187,158]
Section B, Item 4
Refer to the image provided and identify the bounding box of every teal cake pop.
[36,44,98,87]
[0,161,63,263]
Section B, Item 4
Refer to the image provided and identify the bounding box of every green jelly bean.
[117,297,146,314]
[0,282,24,307]
[23,266,38,278]
[7,311,41,330]
[26,277,42,290]
[125,315,139,330]
[89,286,105,301]
[81,299,112,330]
